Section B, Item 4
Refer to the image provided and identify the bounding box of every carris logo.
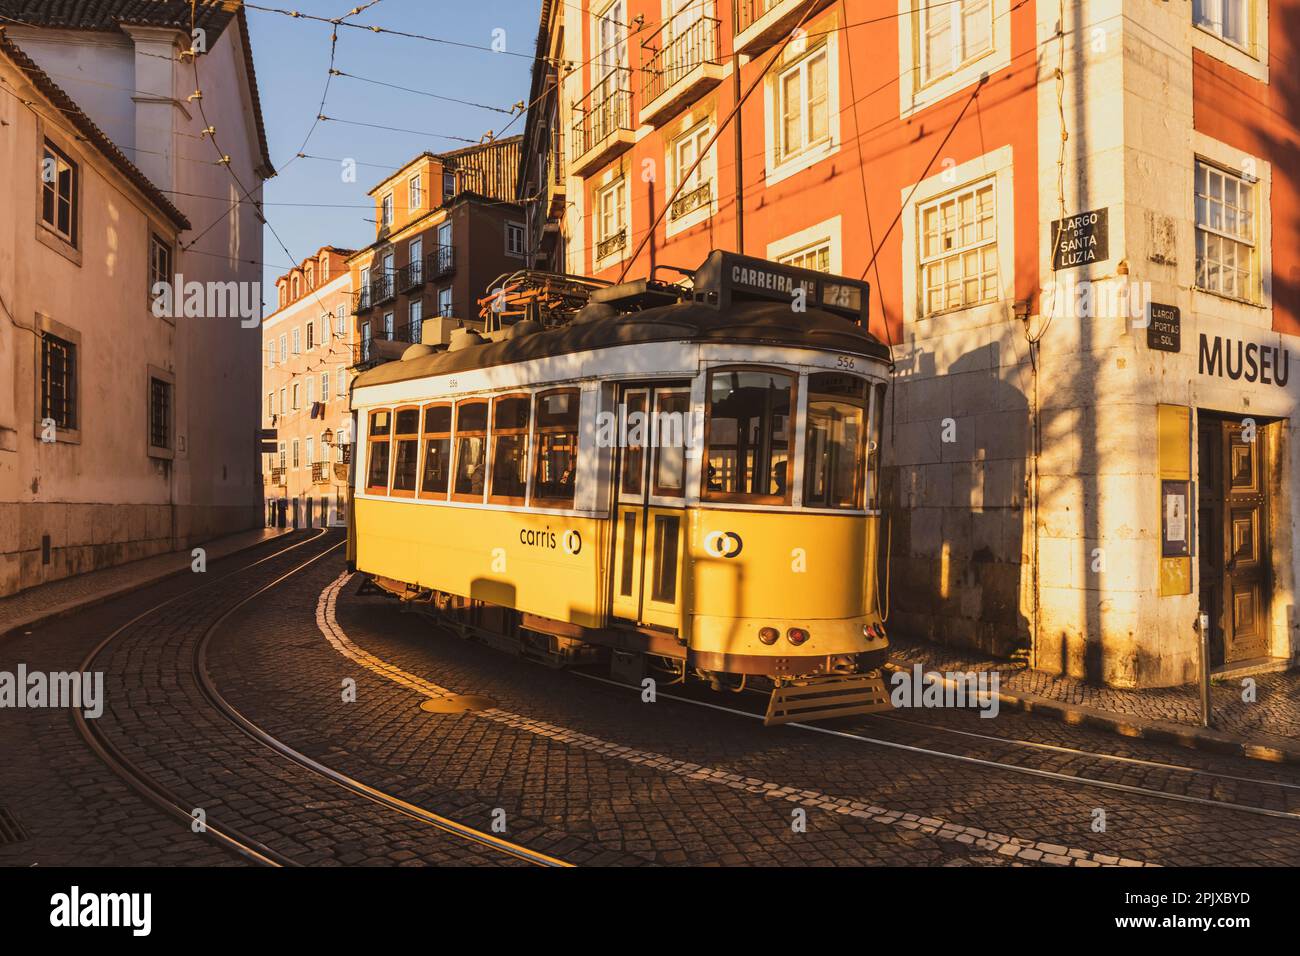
[703,531,743,559]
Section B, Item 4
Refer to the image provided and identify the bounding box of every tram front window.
[802,373,866,510]
[704,368,793,502]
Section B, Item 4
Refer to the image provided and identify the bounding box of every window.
[292,438,301,469]
[438,287,453,317]
[292,275,299,299]
[802,373,866,510]
[320,256,330,282]
[452,399,489,501]
[277,441,286,469]
[306,378,314,408]
[776,46,830,163]
[409,174,423,209]
[390,407,421,497]
[619,389,648,497]
[280,387,287,415]
[321,371,330,403]
[409,237,423,285]
[306,264,315,290]
[419,404,453,499]
[652,389,690,498]
[703,368,794,503]
[360,267,371,309]
[490,395,531,503]
[306,321,315,350]
[366,409,392,493]
[919,179,997,315]
[306,436,315,466]
[381,192,394,226]
[149,234,172,305]
[279,334,287,363]
[1195,160,1257,301]
[409,300,423,343]
[40,332,77,430]
[506,222,526,257]
[337,368,347,400]
[595,1,627,84]
[40,141,77,244]
[383,311,394,339]
[336,306,347,337]
[267,392,274,419]
[361,320,372,362]
[671,123,714,220]
[292,382,300,410]
[533,389,580,507]
[436,222,453,270]
[292,327,302,354]
[1194,0,1249,48]
[596,178,627,259]
[921,0,993,85]
[779,240,832,273]
[149,376,172,451]
[279,286,287,308]
[443,169,456,201]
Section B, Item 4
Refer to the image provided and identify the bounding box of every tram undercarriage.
[365,575,892,725]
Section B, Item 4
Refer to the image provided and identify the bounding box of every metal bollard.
[1198,612,1212,729]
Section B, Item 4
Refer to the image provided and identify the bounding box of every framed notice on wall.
[1161,479,1191,558]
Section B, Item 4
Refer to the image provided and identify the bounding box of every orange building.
[519,1,1300,688]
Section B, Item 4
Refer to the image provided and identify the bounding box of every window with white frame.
[267,392,274,418]
[40,140,78,245]
[1195,160,1257,301]
[595,177,627,259]
[776,45,830,165]
[779,240,832,274]
[293,438,300,468]
[292,327,301,354]
[306,321,315,350]
[381,192,394,227]
[280,387,287,414]
[671,122,714,219]
[336,306,346,337]
[409,174,423,209]
[1193,0,1249,49]
[506,222,526,256]
[307,436,315,465]
[920,0,993,85]
[278,334,287,363]
[337,368,346,399]
[437,286,453,317]
[918,179,997,315]
[321,371,330,403]
[292,382,300,409]
[409,299,423,343]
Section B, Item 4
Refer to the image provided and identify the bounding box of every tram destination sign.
[1052,207,1109,270]
[1147,302,1180,352]
[692,250,870,327]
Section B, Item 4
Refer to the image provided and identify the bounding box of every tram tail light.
[786,627,809,646]
[758,626,780,645]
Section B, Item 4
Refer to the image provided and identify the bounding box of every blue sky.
[246,0,540,309]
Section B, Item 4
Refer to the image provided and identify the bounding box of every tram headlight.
[786,627,809,646]
[757,626,780,645]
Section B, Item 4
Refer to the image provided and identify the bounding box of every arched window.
[291,275,300,298]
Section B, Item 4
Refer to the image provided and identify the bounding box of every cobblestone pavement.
[2,537,1298,867]
[890,634,1300,744]
[0,527,287,637]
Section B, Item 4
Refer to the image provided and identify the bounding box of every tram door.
[611,384,691,629]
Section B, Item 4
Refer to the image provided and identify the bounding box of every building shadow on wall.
[886,340,1032,663]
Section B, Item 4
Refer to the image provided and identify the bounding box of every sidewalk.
[0,527,290,638]
[888,634,1300,764]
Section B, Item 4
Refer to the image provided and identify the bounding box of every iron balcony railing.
[270,466,286,485]
[671,180,712,220]
[736,0,781,32]
[572,67,632,164]
[432,244,455,277]
[352,288,371,315]
[397,257,425,292]
[371,270,396,305]
[354,321,418,365]
[642,16,720,105]
[311,461,330,484]
[596,228,628,261]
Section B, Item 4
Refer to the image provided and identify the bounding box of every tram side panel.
[352,496,608,628]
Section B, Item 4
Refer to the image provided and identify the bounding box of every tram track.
[571,671,1300,823]
[74,530,569,868]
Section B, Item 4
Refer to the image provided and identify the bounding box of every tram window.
[390,407,421,496]
[490,395,530,504]
[703,368,794,503]
[366,409,391,494]
[866,382,887,511]
[420,404,452,499]
[532,388,579,507]
[620,390,647,497]
[802,373,867,510]
[652,389,690,498]
[452,400,489,501]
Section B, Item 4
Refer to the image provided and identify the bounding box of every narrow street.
[3,530,1296,869]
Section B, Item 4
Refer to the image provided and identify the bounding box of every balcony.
[351,288,371,316]
[431,244,455,277]
[671,180,713,221]
[734,0,834,55]
[571,68,635,176]
[371,270,397,306]
[353,320,418,367]
[596,228,628,262]
[640,16,723,126]
[270,467,286,486]
[397,257,425,292]
[545,125,566,220]
[311,461,330,484]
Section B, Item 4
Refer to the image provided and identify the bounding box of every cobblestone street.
[2,530,1297,868]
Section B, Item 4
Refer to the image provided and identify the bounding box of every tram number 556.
[836,355,856,370]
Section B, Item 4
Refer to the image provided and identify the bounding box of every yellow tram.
[347,251,894,724]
